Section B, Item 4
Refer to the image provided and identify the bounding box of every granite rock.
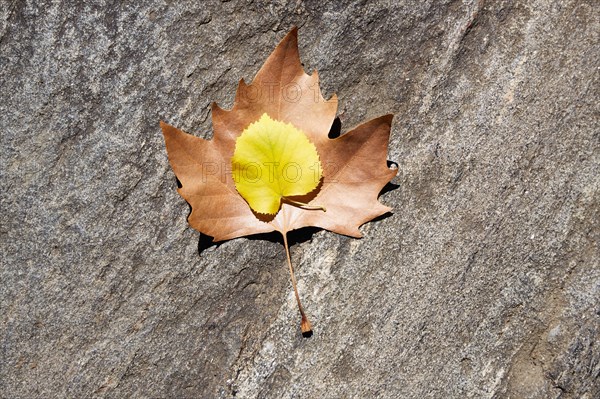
[1,0,598,398]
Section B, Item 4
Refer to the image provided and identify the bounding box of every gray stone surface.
[1,0,599,398]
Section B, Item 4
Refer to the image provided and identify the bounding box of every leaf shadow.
[369,210,394,224]
[252,211,276,223]
[197,227,322,256]
[197,233,221,253]
[381,181,399,196]
[286,178,323,206]
[287,226,323,246]
[245,226,322,246]
[328,117,342,139]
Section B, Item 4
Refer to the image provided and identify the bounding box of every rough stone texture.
[1,0,598,398]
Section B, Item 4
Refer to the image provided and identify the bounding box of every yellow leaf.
[231,113,322,215]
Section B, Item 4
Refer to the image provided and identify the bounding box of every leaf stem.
[283,198,326,212]
[282,231,312,335]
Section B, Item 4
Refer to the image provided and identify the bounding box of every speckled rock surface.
[1,0,598,398]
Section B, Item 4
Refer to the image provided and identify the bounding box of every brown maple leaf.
[161,28,396,335]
